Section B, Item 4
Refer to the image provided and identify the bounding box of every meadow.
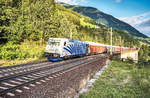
[80,60,150,98]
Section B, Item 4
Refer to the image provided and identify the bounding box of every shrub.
[125,57,135,64]
[0,42,44,60]
[0,44,21,60]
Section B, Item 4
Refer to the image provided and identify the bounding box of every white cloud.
[119,11,150,26]
[56,0,123,4]
[119,11,150,37]
[119,17,142,26]
[56,0,88,5]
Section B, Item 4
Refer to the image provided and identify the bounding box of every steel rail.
[0,57,88,82]
[0,56,100,96]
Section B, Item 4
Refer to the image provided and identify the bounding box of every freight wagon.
[45,38,136,61]
[85,41,107,54]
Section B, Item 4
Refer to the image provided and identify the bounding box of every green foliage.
[139,45,150,60]
[137,37,150,45]
[0,0,56,43]
[0,0,141,46]
[0,0,145,61]
[80,60,150,98]
[0,42,45,60]
[80,18,95,28]
[131,65,150,97]
[0,43,27,60]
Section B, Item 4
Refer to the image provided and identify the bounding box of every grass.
[80,18,95,28]
[80,60,150,98]
[0,58,47,67]
[0,41,47,67]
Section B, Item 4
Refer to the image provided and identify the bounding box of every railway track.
[0,55,101,97]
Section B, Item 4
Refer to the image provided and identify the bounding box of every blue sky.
[79,0,150,18]
[56,0,150,36]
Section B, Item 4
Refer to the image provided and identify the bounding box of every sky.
[56,0,150,37]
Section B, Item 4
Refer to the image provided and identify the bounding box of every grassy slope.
[0,41,46,67]
[0,4,97,67]
[80,60,150,98]
[0,4,142,67]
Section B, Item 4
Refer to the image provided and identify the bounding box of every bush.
[125,57,135,64]
[0,42,45,60]
[0,44,21,60]
[136,60,150,68]
[131,65,150,97]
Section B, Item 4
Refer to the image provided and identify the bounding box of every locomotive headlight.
[54,54,58,57]
[46,45,50,51]
[53,54,60,57]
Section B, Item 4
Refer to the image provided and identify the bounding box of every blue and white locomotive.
[45,38,137,61]
[45,38,87,61]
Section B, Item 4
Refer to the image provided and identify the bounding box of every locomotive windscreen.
[48,39,60,46]
[48,41,60,46]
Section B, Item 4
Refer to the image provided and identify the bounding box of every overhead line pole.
[22,0,24,20]
[70,29,72,40]
[119,36,122,52]
[110,27,113,55]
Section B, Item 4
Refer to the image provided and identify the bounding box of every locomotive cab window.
[48,41,60,46]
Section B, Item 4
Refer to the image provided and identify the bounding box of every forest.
[0,0,149,64]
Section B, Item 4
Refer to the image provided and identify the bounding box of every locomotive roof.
[85,41,106,46]
[49,38,69,40]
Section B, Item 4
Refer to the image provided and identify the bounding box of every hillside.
[1,0,148,64]
[57,4,142,47]
[0,0,140,46]
[61,3,147,38]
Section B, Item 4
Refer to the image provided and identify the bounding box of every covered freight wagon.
[85,41,107,54]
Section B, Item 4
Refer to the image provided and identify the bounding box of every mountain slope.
[57,4,140,47]
[61,3,147,38]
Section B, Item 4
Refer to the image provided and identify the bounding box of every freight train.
[44,38,130,61]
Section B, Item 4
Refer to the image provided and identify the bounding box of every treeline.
[0,0,149,60]
[139,45,150,61]
[0,0,58,44]
[0,0,140,46]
